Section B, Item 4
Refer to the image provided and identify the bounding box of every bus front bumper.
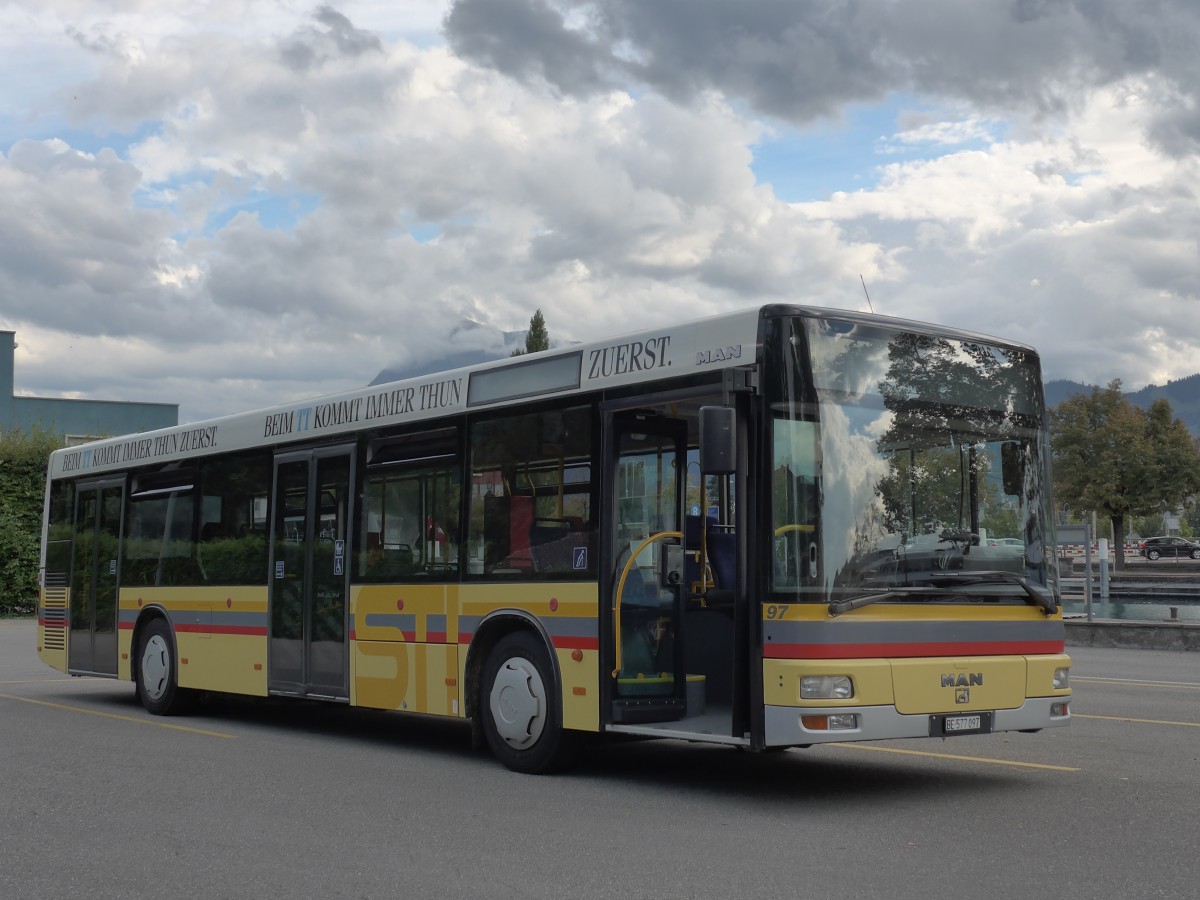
[763,696,1071,747]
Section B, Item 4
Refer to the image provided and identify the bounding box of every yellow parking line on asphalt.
[1073,713,1200,728]
[0,692,237,739]
[829,742,1080,771]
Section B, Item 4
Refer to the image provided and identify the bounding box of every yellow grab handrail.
[774,523,815,536]
[611,530,682,678]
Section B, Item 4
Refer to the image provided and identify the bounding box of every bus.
[36,304,1071,772]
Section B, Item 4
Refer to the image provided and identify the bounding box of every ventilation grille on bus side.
[41,587,68,651]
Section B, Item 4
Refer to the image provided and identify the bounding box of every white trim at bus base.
[763,697,1069,746]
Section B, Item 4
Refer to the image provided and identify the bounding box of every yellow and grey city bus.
[37,304,1071,772]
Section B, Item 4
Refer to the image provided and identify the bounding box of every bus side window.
[197,453,271,585]
[358,463,460,581]
[123,486,197,587]
[468,405,596,579]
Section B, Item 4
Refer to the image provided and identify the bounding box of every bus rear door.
[67,477,124,677]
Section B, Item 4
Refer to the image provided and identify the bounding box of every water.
[1060,595,1200,623]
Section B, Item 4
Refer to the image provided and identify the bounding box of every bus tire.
[480,631,571,774]
[136,618,193,716]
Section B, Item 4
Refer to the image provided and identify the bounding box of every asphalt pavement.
[2,618,1198,900]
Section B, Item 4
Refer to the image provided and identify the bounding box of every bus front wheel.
[136,618,193,716]
[480,631,571,774]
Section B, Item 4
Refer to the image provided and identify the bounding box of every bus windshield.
[770,316,1054,603]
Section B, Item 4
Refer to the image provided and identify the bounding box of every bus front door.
[67,479,123,677]
[606,410,689,724]
[268,446,354,700]
[605,395,747,744]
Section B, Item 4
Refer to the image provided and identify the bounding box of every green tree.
[1,428,62,616]
[1050,381,1200,569]
[511,309,550,356]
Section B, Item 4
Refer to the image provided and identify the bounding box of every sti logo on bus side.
[941,673,984,687]
[696,344,742,366]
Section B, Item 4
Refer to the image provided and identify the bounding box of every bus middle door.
[268,445,355,700]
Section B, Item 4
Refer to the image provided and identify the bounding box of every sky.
[3,0,1200,424]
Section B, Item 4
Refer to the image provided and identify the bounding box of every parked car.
[1138,536,1200,561]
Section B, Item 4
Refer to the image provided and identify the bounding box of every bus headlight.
[801,675,853,700]
[1053,667,1070,690]
[801,713,858,731]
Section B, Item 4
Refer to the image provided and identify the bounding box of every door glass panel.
[614,425,682,698]
[270,459,308,689]
[69,491,99,672]
[93,486,122,675]
[308,454,350,693]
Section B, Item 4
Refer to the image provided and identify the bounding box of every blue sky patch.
[750,95,998,202]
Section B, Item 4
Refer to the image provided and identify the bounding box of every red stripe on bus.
[118,621,134,630]
[425,631,447,643]
[551,636,599,651]
[173,624,268,637]
[764,639,1065,659]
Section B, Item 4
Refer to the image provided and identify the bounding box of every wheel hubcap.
[489,656,546,750]
[141,634,170,701]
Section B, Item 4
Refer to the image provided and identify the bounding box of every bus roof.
[47,303,1038,480]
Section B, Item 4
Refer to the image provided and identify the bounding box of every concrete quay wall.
[1064,618,1200,652]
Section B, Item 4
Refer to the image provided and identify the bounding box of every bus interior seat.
[200,522,228,541]
[529,517,581,572]
[684,515,735,606]
[484,493,535,573]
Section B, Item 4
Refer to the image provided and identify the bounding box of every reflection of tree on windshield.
[877,334,1036,446]
[878,446,972,536]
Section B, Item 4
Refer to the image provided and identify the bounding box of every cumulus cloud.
[0,0,1198,424]
[446,0,1200,151]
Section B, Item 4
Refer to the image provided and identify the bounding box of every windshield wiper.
[926,571,1057,616]
[828,586,948,617]
[828,572,1058,618]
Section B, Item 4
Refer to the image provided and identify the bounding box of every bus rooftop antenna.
[860,274,875,314]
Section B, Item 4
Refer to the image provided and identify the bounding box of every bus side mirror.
[1001,441,1024,495]
[700,406,736,474]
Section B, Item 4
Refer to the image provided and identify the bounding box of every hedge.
[0,429,59,616]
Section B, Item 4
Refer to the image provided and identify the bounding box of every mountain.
[369,319,526,386]
[1045,375,1200,433]
[369,318,575,387]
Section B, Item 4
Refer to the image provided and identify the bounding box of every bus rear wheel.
[480,631,571,774]
[136,618,193,716]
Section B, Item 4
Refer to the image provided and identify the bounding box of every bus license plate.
[945,715,981,732]
[930,712,992,736]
